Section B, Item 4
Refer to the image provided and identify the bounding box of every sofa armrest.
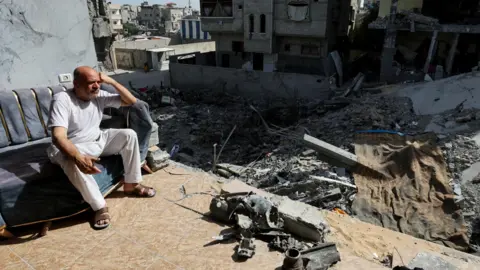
[99,84,154,161]
[125,100,154,161]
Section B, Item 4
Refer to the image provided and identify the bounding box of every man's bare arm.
[52,126,81,160]
[100,73,137,106]
[52,127,101,174]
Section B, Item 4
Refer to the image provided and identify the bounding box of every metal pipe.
[282,249,304,270]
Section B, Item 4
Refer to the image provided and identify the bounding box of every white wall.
[0,0,97,90]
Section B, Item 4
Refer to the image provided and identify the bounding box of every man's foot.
[141,163,153,175]
[93,207,110,230]
[124,183,156,198]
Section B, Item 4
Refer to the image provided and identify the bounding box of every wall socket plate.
[58,73,73,83]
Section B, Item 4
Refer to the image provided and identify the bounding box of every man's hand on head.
[74,154,102,174]
[99,72,117,85]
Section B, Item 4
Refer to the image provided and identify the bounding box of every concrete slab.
[303,134,358,168]
[472,131,480,147]
[220,179,271,198]
[461,162,480,184]
[407,252,458,270]
[396,72,480,115]
[424,120,470,134]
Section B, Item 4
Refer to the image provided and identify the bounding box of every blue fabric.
[33,87,53,136]
[14,89,48,141]
[50,85,65,94]
[0,86,152,230]
[0,91,29,145]
[100,84,153,160]
[123,100,153,161]
[0,109,9,148]
[0,140,123,228]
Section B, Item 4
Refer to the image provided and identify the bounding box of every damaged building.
[199,0,354,74]
[367,0,480,82]
[87,0,115,70]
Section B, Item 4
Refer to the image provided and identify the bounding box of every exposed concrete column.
[423,30,439,74]
[111,46,118,70]
[446,33,460,76]
[379,0,398,82]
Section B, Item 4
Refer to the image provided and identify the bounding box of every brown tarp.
[352,132,469,251]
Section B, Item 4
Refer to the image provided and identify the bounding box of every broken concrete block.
[217,163,246,176]
[407,252,457,270]
[161,96,175,106]
[269,196,329,242]
[301,149,316,157]
[318,188,342,203]
[303,134,358,168]
[221,180,271,198]
[301,243,341,270]
[237,237,256,258]
[236,214,253,230]
[146,146,170,172]
[455,114,474,123]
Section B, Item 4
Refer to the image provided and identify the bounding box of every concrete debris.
[237,236,256,259]
[281,243,341,270]
[303,134,358,169]
[150,86,420,217]
[208,185,332,260]
[146,146,170,172]
[161,96,175,106]
[407,252,457,270]
[216,163,246,176]
[236,214,253,230]
[268,233,310,252]
[301,243,341,270]
[147,77,480,252]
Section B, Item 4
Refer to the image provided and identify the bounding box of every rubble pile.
[141,80,480,255]
[207,191,341,268]
[440,134,480,249]
[150,88,422,215]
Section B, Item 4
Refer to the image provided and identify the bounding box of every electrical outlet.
[58,73,72,83]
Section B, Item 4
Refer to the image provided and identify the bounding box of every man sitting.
[47,66,156,229]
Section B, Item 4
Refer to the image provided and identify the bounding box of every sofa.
[0,84,153,237]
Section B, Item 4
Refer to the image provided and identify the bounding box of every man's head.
[73,66,101,101]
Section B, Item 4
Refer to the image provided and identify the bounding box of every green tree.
[123,23,139,36]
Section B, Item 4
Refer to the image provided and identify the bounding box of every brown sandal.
[93,207,110,230]
[124,184,156,198]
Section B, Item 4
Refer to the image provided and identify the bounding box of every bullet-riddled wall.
[379,0,423,17]
[0,0,97,90]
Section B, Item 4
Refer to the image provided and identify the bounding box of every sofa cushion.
[0,91,29,145]
[0,137,124,227]
[14,89,48,141]
[32,87,54,136]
